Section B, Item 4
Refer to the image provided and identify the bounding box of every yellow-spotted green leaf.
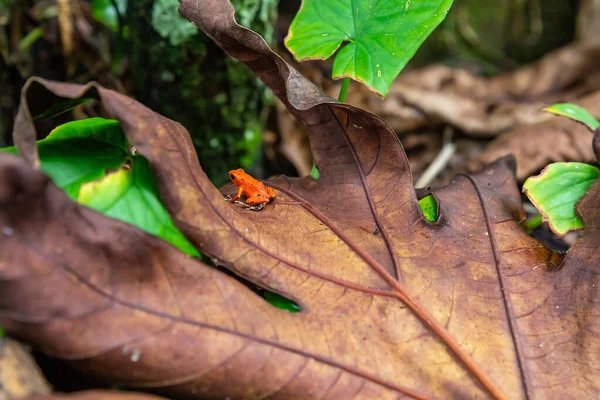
[544,103,600,132]
[523,162,600,235]
[285,0,454,96]
[79,157,201,257]
[1,118,199,256]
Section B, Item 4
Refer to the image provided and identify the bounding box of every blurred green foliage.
[92,0,127,32]
[128,0,278,185]
[412,0,576,74]
[151,0,198,46]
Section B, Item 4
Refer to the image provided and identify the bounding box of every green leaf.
[310,164,320,179]
[1,117,199,257]
[43,118,130,154]
[0,326,5,338]
[79,157,201,257]
[262,291,301,313]
[523,162,600,236]
[544,103,600,132]
[33,97,93,121]
[92,0,127,32]
[1,119,126,198]
[285,0,454,96]
[418,194,438,222]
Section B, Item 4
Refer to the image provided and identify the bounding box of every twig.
[415,127,456,188]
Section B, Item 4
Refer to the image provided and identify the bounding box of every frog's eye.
[229,173,235,180]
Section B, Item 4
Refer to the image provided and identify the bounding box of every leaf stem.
[522,214,543,232]
[109,0,124,74]
[338,78,350,103]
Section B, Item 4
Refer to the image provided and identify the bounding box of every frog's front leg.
[230,187,243,202]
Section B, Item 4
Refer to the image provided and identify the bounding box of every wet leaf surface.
[1,1,600,398]
[285,0,453,96]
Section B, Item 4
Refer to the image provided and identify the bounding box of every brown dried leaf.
[1,1,600,399]
[25,391,166,400]
[471,90,600,180]
[374,42,600,136]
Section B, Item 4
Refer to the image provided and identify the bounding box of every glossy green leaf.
[285,0,454,96]
[1,119,126,198]
[79,157,201,257]
[544,103,600,131]
[262,291,302,313]
[1,118,199,256]
[523,162,600,235]
[0,326,5,338]
[418,194,438,222]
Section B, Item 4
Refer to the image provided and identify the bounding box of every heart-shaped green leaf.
[285,0,453,96]
[523,162,600,235]
[544,103,600,132]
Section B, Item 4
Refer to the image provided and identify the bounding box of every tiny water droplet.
[130,349,142,362]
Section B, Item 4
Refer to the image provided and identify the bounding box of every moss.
[127,0,278,185]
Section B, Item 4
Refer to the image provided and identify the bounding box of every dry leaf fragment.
[0,337,52,400]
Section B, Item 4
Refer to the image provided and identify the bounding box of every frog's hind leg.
[267,187,276,199]
[245,194,266,206]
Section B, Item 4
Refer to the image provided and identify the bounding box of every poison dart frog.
[228,168,276,206]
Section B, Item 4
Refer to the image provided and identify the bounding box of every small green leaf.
[0,326,5,338]
[263,291,301,313]
[310,164,320,179]
[19,27,44,51]
[544,103,600,131]
[92,0,127,32]
[285,0,454,96]
[418,194,438,222]
[523,162,600,236]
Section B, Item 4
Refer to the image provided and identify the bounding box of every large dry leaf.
[25,391,166,400]
[1,1,600,399]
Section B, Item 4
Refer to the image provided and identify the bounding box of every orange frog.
[228,168,276,206]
